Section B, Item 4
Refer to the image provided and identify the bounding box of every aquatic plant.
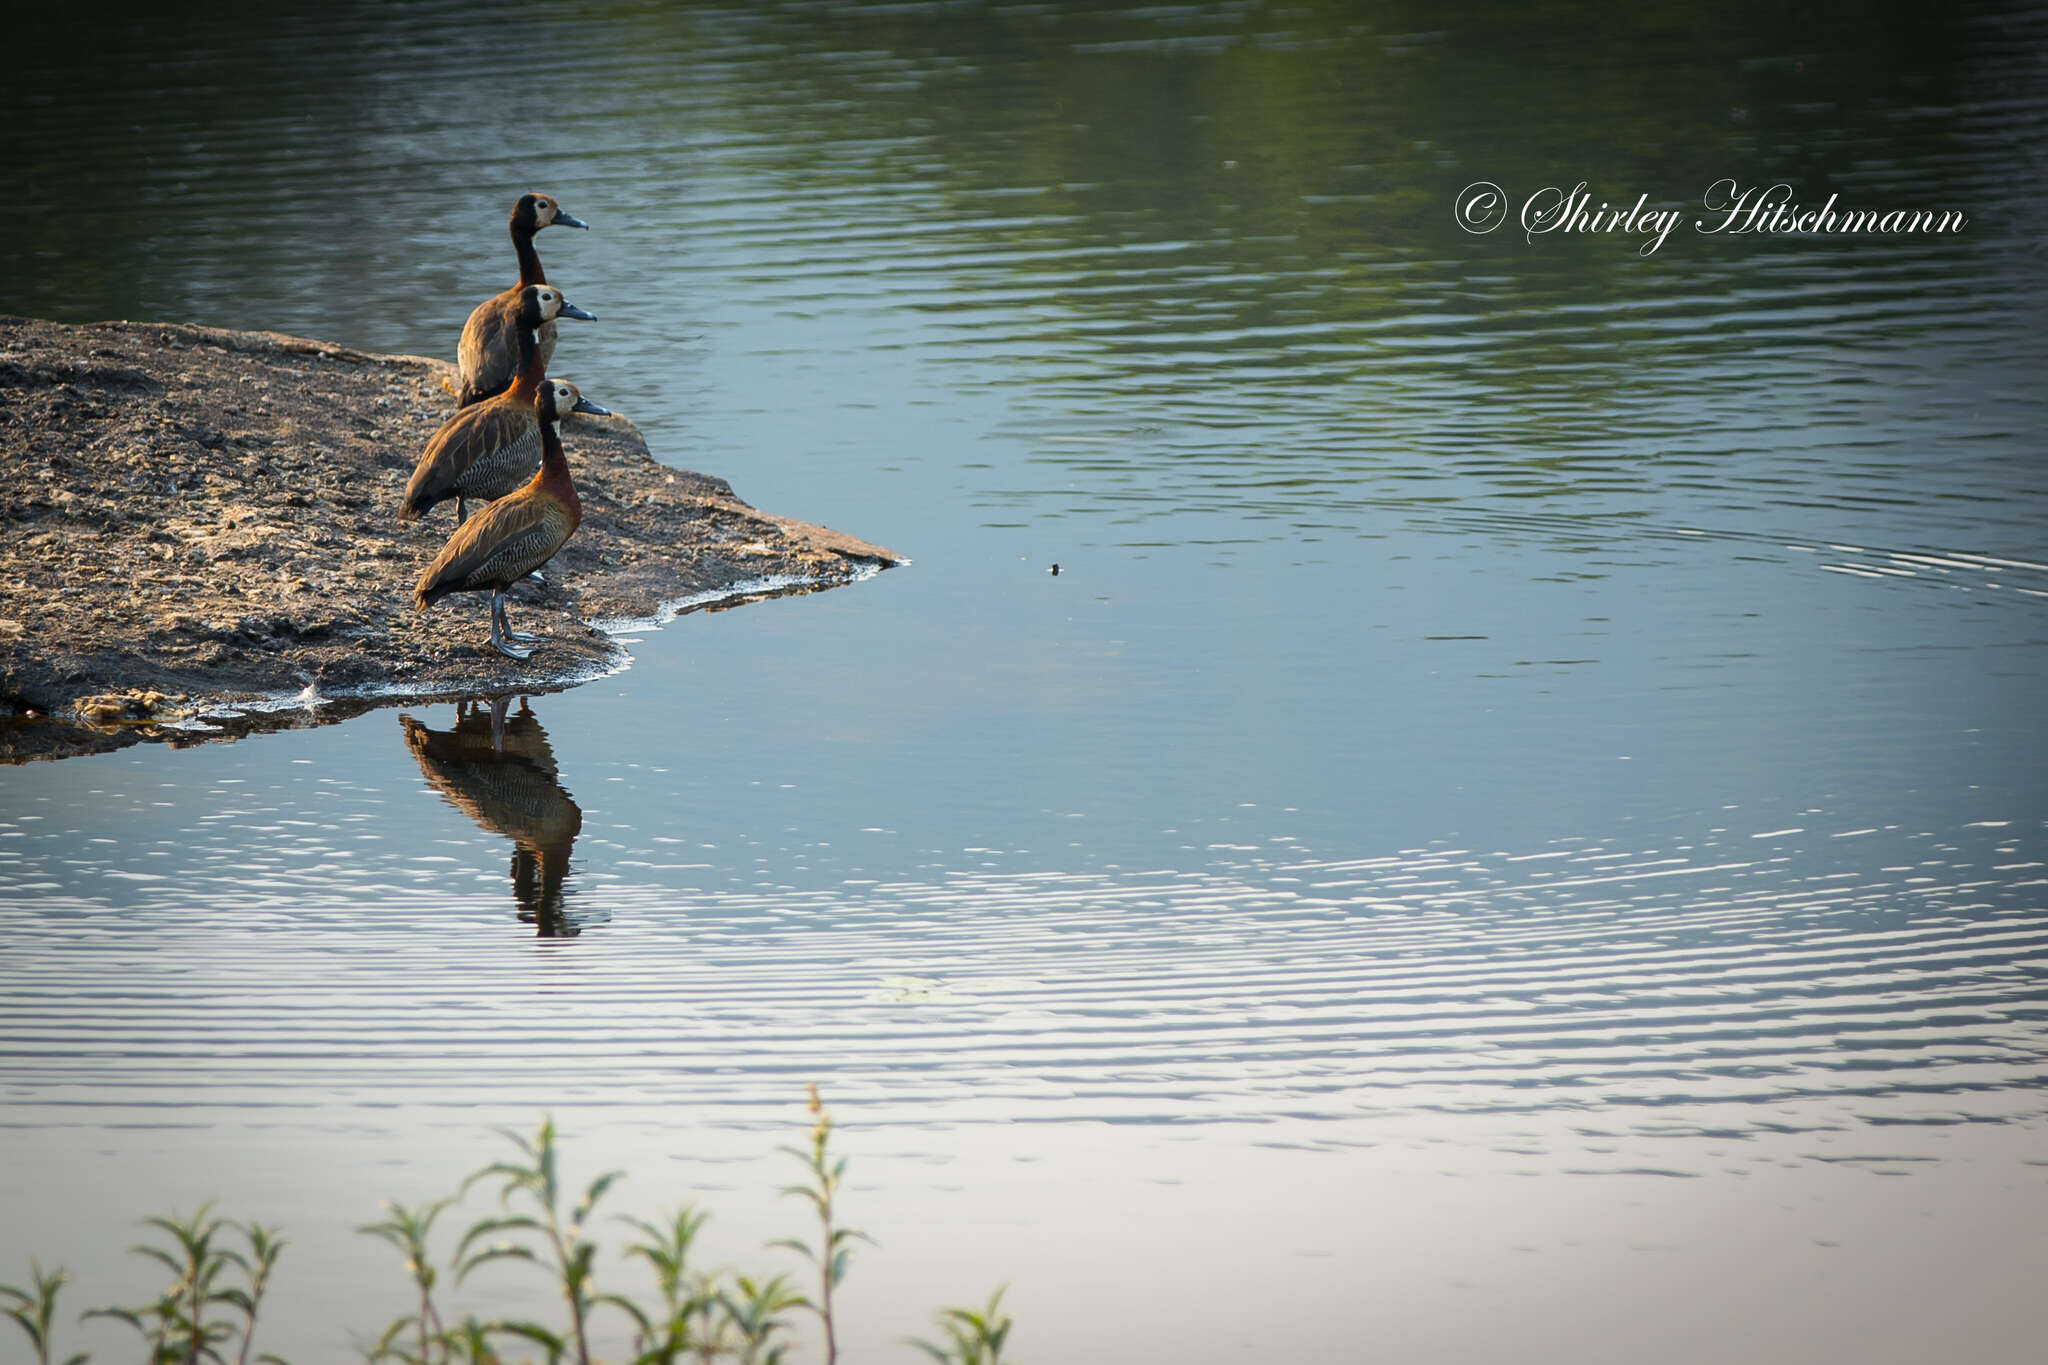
[714,1273,806,1365]
[909,1289,1013,1365]
[6,1092,1012,1365]
[81,1205,287,1365]
[453,1117,621,1365]
[1,1261,86,1365]
[772,1083,871,1365]
[357,1198,455,1365]
[611,1206,716,1363]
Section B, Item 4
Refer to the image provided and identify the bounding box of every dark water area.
[4,3,2047,1361]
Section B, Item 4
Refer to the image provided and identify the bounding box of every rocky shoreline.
[0,315,901,761]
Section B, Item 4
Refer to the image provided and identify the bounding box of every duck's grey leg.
[490,694,510,752]
[496,590,545,646]
[500,593,544,643]
[456,496,468,526]
[488,591,533,660]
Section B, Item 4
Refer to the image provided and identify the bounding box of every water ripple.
[3,807,2042,1143]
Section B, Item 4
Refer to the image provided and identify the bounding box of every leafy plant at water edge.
[358,1198,454,1365]
[1,1261,88,1365]
[611,1205,719,1364]
[229,1224,287,1365]
[910,1288,1014,1365]
[454,1117,624,1365]
[82,1204,288,1365]
[12,1093,1014,1364]
[771,1083,871,1365]
[713,1274,806,1365]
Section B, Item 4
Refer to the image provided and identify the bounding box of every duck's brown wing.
[401,400,530,519]
[457,421,543,504]
[413,493,574,607]
[457,287,521,407]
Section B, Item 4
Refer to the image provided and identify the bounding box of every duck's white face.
[531,287,564,322]
[532,196,559,227]
[548,380,582,413]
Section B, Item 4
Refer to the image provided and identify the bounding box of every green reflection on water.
[5,1,2027,536]
[11,0,1992,317]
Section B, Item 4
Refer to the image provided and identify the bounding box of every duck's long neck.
[508,320,547,398]
[512,219,546,286]
[538,418,580,519]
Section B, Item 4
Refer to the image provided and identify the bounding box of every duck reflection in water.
[399,696,587,937]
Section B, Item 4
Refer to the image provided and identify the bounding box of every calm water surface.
[5,3,2047,1361]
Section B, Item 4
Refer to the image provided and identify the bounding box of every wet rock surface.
[0,315,901,761]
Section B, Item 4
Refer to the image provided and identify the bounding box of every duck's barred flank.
[412,358,586,660]
[402,285,604,525]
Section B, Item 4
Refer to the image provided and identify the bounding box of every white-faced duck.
[456,192,592,408]
[412,382,585,660]
[403,286,609,525]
